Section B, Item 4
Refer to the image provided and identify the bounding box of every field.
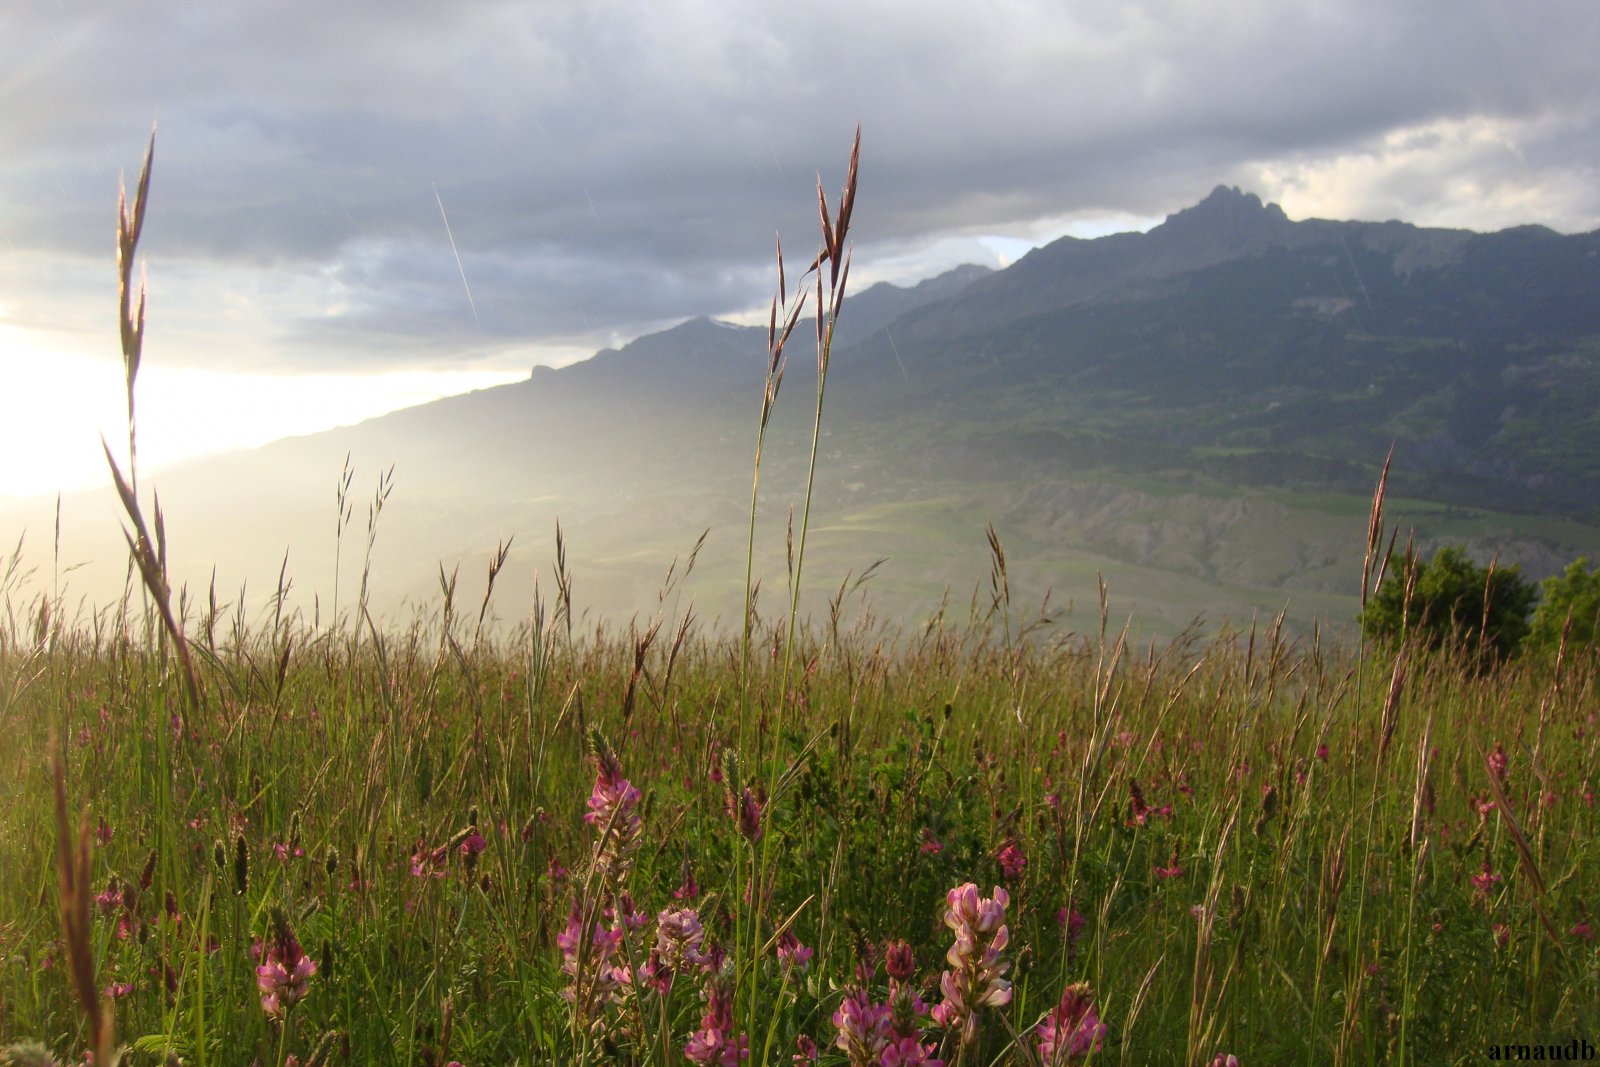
[4,131,1599,1067]
[3,564,1599,1066]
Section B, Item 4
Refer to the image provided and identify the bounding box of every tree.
[1360,545,1537,662]
[1527,557,1600,653]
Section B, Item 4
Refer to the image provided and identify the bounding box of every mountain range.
[9,187,1600,637]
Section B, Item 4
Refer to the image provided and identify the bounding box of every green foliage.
[7,597,1600,1064]
[1360,544,1538,660]
[1528,556,1600,653]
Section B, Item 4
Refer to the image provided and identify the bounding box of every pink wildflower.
[1035,983,1107,1064]
[932,883,1012,1046]
[1570,921,1595,942]
[730,786,765,844]
[1210,1056,1241,1067]
[885,939,915,982]
[777,930,813,973]
[94,882,124,914]
[792,1033,820,1063]
[1154,850,1184,879]
[919,828,944,856]
[584,745,642,881]
[1488,743,1509,782]
[653,906,707,984]
[272,842,305,863]
[880,1035,943,1066]
[674,860,701,899]
[1055,907,1087,945]
[685,981,748,1065]
[1471,861,1502,900]
[996,841,1027,880]
[833,987,893,1066]
[609,891,648,931]
[1127,780,1172,826]
[410,840,447,879]
[887,978,933,1049]
[255,918,317,1017]
[557,902,627,1021]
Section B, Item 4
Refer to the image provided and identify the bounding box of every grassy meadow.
[3,131,1600,1067]
[3,565,1599,1066]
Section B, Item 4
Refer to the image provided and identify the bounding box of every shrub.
[1527,556,1600,653]
[1359,544,1537,661]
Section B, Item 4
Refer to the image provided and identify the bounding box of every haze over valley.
[7,187,1600,639]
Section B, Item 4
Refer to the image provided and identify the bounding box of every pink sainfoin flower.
[1035,983,1107,1064]
[777,930,813,973]
[1154,850,1184,879]
[1570,920,1595,942]
[94,880,124,914]
[730,786,765,844]
[256,916,317,1017]
[880,1035,943,1066]
[557,903,627,1024]
[674,860,701,900]
[609,891,648,931]
[1487,743,1509,782]
[931,883,1012,1047]
[1055,907,1087,945]
[1470,861,1502,900]
[792,1033,820,1063]
[833,987,893,1066]
[919,829,944,856]
[1127,780,1172,827]
[886,980,939,1066]
[410,839,448,879]
[885,940,915,982]
[685,979,748,1065]
[648,906,707,989]
[584,739,642,882]
[1210,1056,1241,1067]
[996,841,1027,881]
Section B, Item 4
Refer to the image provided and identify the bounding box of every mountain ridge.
[6,189,1599,635]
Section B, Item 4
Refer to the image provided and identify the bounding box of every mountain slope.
[7,196,1599,637]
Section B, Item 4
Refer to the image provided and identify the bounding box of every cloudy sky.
[3,0,1598,497]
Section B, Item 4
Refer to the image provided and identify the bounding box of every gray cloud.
[3,0,1598,371]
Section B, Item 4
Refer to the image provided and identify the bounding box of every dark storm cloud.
[3,0,1597,370]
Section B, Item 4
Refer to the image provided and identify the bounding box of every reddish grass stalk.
[103,127,201,711]
[51,738,116,1064]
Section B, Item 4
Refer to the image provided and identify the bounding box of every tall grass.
[3,132,1599,1067]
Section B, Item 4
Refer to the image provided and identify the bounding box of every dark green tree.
[1360,545,1537,662]
[1527,557,1600,653]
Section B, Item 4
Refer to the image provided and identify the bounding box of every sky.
[3,0,1598,499]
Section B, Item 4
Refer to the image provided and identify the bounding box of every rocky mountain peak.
[1155,185,1293,248]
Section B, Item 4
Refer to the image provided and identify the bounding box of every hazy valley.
[8,186,1600,639]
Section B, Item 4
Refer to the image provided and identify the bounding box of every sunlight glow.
[0,318,527,501]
